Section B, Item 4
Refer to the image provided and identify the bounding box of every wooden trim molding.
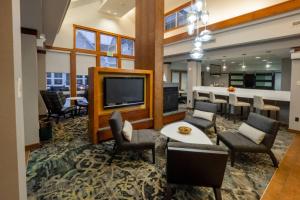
[288,129,300,134]
[21,27,38,36]
[164,0,300,45]
[45,45,72,52]
[25,143,41,151]
[164,1,191,17]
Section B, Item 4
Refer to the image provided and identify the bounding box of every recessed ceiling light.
[255,56,261,59]
[107,10,111,13]
[262,59,267,62]
[71,0,79,2]
[113,12,118,15]
[231,61,235,64]
[266,64,271,68]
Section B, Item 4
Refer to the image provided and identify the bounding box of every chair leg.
[214,125,217,134]
[276,111,279,121]
[164,184,172,200]
[230,151,236,167]
[152,148,155,164]
[268,151,279,168]
[267,110,271,118]
[213,188,222,200]
[216,136,220,145]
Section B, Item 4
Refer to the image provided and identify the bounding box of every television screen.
[104,77,144,108]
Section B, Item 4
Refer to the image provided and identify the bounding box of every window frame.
[164,2,192,33]
[73,24,135,69]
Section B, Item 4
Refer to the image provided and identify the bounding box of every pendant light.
[194,0,204,12]
[242,55,247,69]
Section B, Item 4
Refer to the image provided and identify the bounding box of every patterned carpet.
[27,116,294,200]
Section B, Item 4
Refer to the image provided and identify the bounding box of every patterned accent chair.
[166,142,228,200]
[184,101,218,133]
[43,91,76,123]
[109,111,156,164]
[217,112,280,167]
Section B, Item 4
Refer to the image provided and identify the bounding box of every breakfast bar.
[193,86,291,123]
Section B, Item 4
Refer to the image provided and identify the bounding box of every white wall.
[0,0,27,198]
[21,34,40,146]
[53,1,135,48]
[289,55,300,131]
[165,12,300,56]
[37,52,47,115]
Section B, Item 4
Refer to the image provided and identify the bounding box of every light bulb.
[206,66,210,71]
[223,65,227,70]
[190,47,204,59]
[200,29,212,42]
[201,10,209,25]
[187,11,197,23]
[194,37,202,48]
[242,65,246,69]
[266,64,271,68]
[187,23,195,35]
[194,0,204,12]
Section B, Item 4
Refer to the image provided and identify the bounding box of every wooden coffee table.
[161,121,212,145]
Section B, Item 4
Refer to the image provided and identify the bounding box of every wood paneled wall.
[135,0,164,130]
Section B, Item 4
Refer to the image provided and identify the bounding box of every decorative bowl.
[178,126,192,135]
[227,86,236,92]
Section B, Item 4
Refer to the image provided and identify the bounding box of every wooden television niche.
[88,67,153,144]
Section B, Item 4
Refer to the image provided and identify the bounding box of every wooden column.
[70,51,77,97]
[135,0,164,130]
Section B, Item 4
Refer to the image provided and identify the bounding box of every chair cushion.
[263,105,280,111]
[238,123,266,144]
[235,101,250,107]
[122,120,133,141]
[212,99,227,104]
[193,110,214,121]
[184,117,214,130]
[196,96,209,101]
[217,131,268,152]
[121,129,155,150]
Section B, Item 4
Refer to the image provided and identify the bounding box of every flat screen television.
[103,77,144,109]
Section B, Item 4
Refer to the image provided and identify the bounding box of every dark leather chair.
[43,91,76,123]
[166,142,228,200]
[109,111,156,164]
[217,112,280,167]
[40,90,53,119]
[184,101,218,133]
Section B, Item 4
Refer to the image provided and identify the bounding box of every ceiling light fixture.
[242,54,246,69]
[223,60,227,71]
[256,56,261,59]
[206,66,210,71]
[266,64,271,68]
[188,0,212,60]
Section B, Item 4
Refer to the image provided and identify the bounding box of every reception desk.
[193,86,290,102]
[193,86,291,123]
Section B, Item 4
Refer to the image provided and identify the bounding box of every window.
[165,13,177,31]
[171,71,187,91]
[100,34,117,53]
[177,7,191,27]
[121,59,134,69]
[121,38,134,56]
[76,29,96,50]
[100,56,117,68]
[77,75,88,91]
[46,72,70,91]
[164,5,192,31]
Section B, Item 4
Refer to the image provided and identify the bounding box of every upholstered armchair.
[217,112,280,167]
[42,91,76,123]
[166,142,228,200]
[109,111,156,164]
[184,101,218,133]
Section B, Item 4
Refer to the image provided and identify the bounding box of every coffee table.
[161,121,212,145]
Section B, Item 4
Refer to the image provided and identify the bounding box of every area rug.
[27,116,294,200]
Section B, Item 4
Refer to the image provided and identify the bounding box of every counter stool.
[253,96,280,120]
[194,91,209,102]
[228,94,251,123]
[209,92,227,115]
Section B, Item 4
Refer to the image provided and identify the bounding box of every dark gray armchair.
[166,142,228,200]
[217,112,280,167]
[109,111,156,164]
[185,101,218,133]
